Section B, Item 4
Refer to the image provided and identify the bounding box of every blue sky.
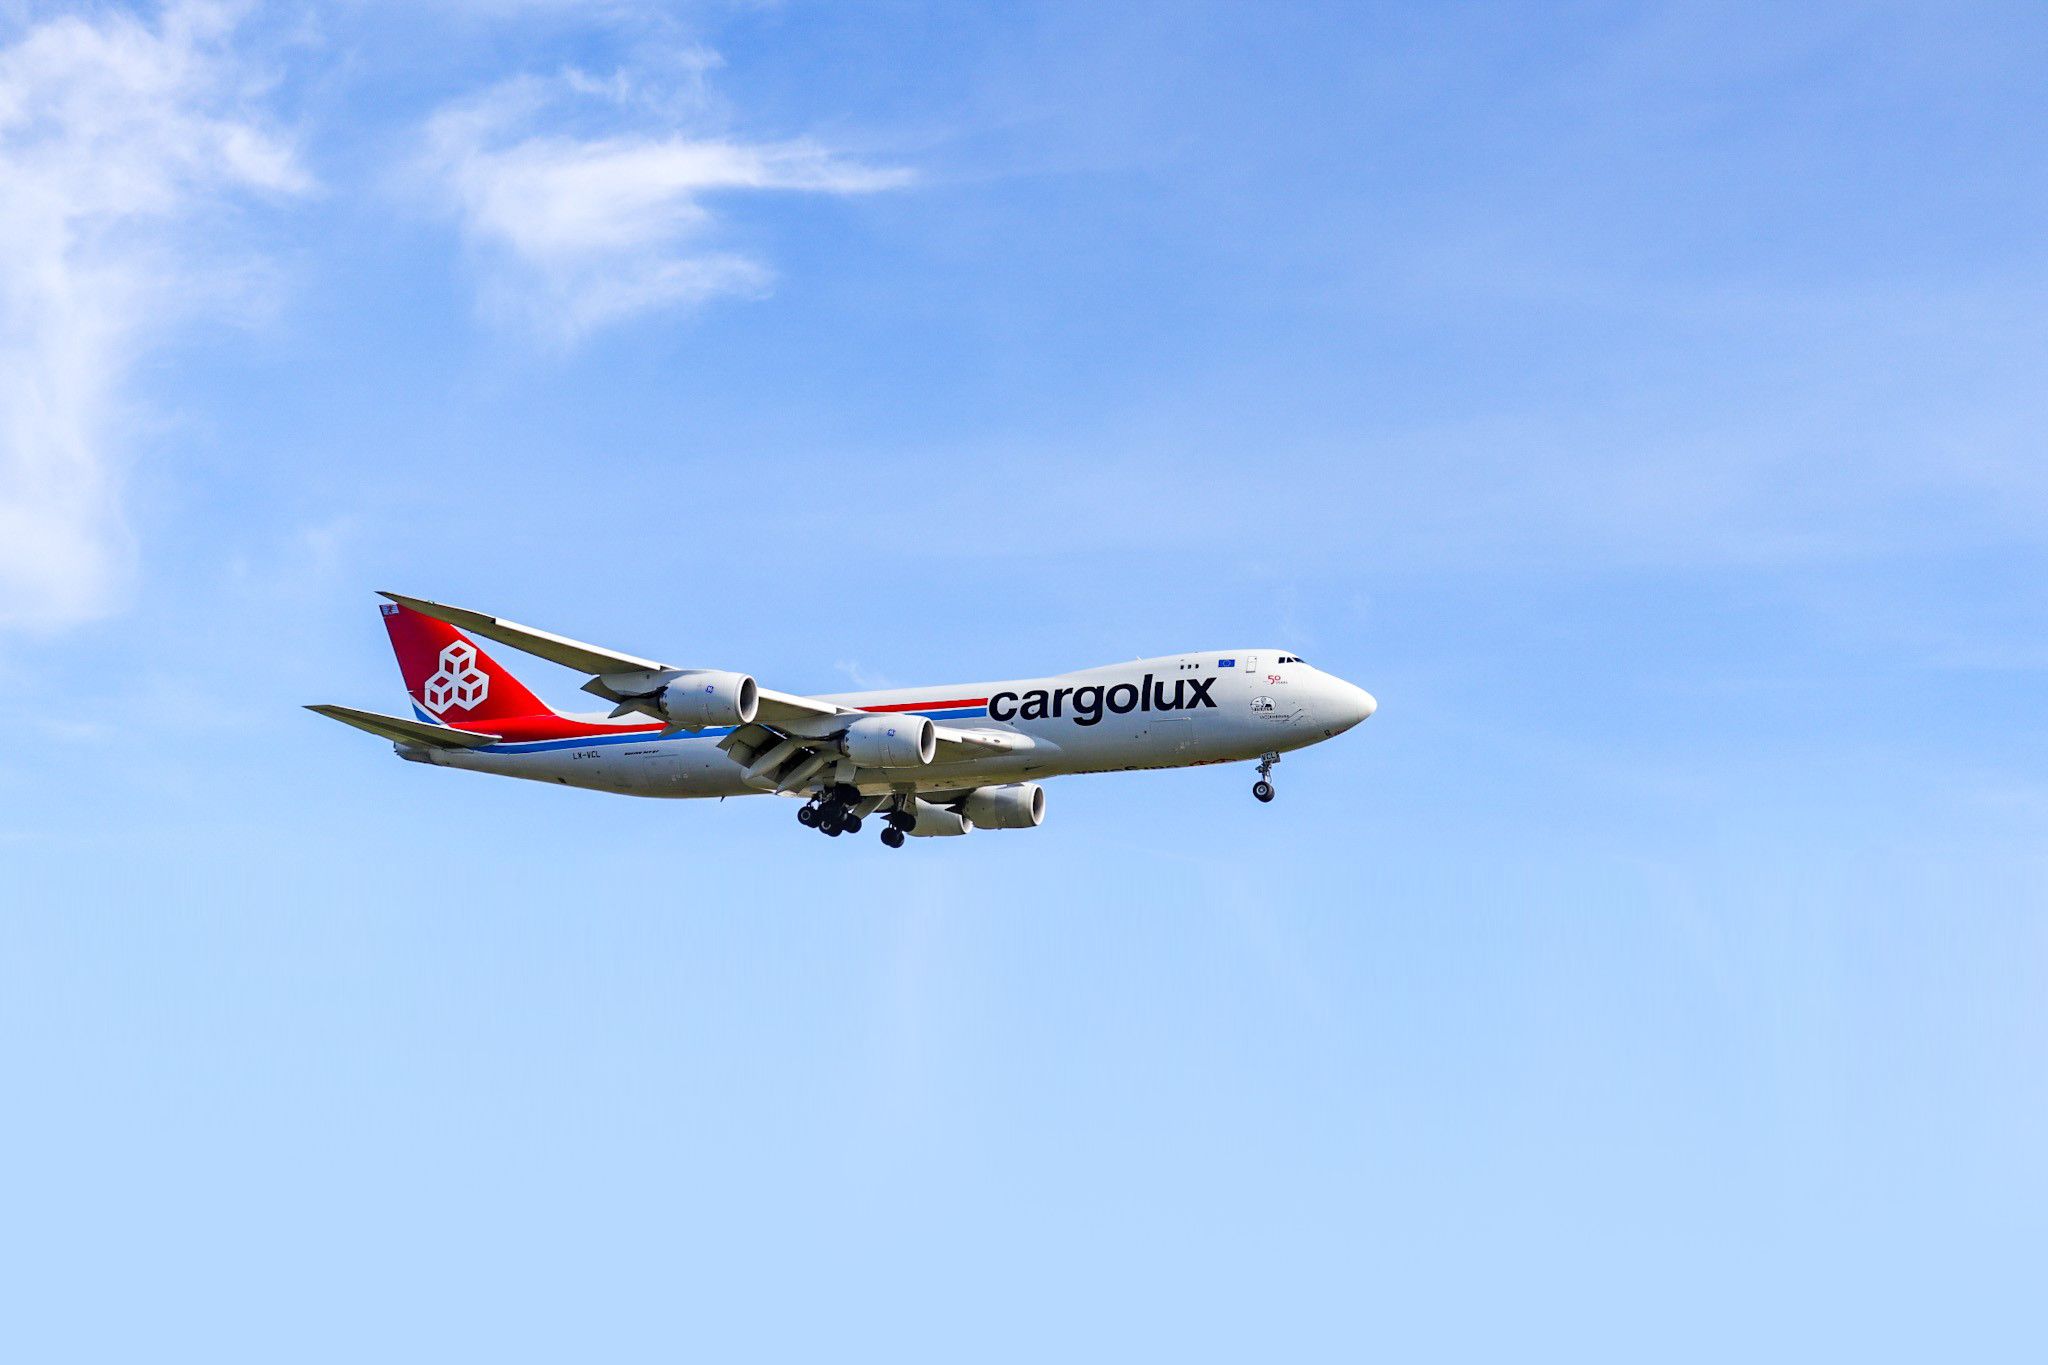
[2,2,2044,1359]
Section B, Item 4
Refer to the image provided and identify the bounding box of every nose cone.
[1326,680,1378,733]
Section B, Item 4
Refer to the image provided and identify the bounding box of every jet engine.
[656,670,759,729]
[962,782,1045,830]
[842,713,936,768]
[906,798,972,837]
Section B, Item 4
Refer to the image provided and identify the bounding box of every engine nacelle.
[657,670,759,730]
[907,798,972,837]
[842,713,936,768]
[962,783,1045,830]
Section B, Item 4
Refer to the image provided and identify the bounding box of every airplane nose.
[1327,681,1377,732]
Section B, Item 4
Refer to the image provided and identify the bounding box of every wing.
[714,718,1039,793]
[307,703,500,749]
[379,591,836,727]
[378,590,662,675]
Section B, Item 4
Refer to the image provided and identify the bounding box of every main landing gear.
[878,801,914,849]
[800,785,865,837]
[1252,752,1279,803]
[802,786,911,845]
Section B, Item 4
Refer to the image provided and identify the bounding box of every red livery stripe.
[860,698,988,714]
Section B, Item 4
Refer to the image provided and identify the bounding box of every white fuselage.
[402,650,1376,799]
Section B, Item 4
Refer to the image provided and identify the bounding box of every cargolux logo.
[423,641,489,714]
[988,673,1217,727]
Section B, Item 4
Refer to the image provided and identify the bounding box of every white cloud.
[0,1,308,629]
[419,69,909,340]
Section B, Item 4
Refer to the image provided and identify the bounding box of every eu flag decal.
[1218,657,1236,668]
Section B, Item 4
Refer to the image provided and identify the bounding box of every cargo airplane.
[310,593,1379,847]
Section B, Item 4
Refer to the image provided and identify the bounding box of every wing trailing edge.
[377,591,666,677]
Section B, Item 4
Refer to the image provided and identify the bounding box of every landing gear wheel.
[1252,751,1280,803]
[797,805,820,828]
[841,815,863,835]
[823,821,844,837]
[881,827,906,849]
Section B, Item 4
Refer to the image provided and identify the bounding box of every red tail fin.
[381,601,553,725]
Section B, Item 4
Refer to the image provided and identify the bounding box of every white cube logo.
[423,641,490,714]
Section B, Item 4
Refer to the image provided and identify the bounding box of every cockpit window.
[1278,655,1306,664]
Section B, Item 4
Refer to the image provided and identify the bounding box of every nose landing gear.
[1252,752,1279,803]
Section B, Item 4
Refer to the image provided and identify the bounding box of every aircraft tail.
[381,600,555,725]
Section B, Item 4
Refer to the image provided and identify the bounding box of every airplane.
[309,592,1378,847]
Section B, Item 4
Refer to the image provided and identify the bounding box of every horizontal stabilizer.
[306,703,500,749]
